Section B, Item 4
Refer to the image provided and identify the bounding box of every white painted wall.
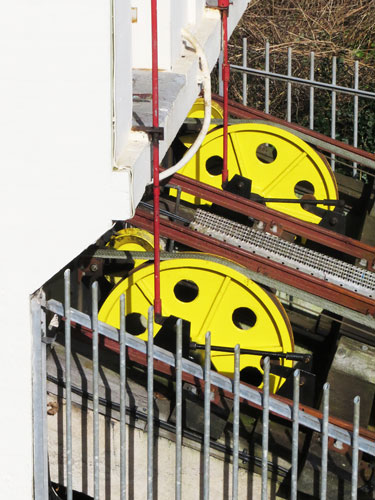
[0,1,129,497]
[47,393,269,499]
[113,0,133,162]
[132,0,190,70]
[0,0,249,497]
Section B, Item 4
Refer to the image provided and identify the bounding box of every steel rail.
[45,298,375,456]
[165,172,375,269]
[212,95,375,169]
[131,208,375,317]
[230,66,375,101]
[183,117,375,171]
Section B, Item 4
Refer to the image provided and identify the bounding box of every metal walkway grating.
[191,209,375,298]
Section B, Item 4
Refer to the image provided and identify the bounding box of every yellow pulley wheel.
[178,123,338,224]
[105,228,156,285]
[99,257,294,393]
[178,98,224,150]
[187,97,223,128]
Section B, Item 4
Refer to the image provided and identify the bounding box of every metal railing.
[219,40,375,177]
[32,269,375,499]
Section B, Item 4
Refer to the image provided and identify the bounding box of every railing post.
[287,47,292,122]
[291,369,300,500]
[147,306,155,500]
[32,291,48,500]
[119,294,127,500]
[265,40,270,114]
[353,60,359,178]
[64,269,73,500]
[331,56,337,171]
[261,357,270,500]
[242,38,248,106]
[309,51,315,130]
[203,331,211,500]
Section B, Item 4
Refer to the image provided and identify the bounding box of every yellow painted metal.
[105,228,155,285]
[178,98,224,153]
[178,123,338,224]
[188,97,223,127]
[99,257,294,393]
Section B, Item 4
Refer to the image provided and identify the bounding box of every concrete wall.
[47,394,270,499]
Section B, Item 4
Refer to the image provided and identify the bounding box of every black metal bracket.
[132,125,164,143]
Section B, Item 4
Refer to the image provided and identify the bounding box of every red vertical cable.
[221,5,229,185]
[151,0,161,316]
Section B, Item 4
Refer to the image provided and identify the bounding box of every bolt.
[333,440,344,450]
[361,345,369,352]
[329,217,338,226]
[90,263,98,272]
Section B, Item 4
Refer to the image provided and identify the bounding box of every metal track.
[191,209,375,299]
[131,208,375,318]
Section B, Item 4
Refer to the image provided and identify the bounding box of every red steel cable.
[221,4,229,185]
[151,0,161,315]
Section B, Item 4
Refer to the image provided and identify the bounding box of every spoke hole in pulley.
[232,307,257,330]
[294,180,315,199]
[125,313,147,336]
[256,143,277,164]
[240,366,263,387]
[174,280,199,303]
[206,155,223,176]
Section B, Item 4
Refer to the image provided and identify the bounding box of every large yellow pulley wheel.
[99,257,294,393]
[105,228,156,285]
[186,97,223,133]
[178,123,338,224]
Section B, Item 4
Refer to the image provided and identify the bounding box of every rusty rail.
[131,208,375,317]
[165,172,375,270]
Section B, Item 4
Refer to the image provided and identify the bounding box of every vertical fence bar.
[120,294,127,500]
[203,331,211,500]
[232,344,240,500]
[331,56,337,171]
[218,50,224,97]
[32,293,48,500]
[265,40,270,114]
[291,369,300,500]
[353,60,359,177]
[92,281,100,500]
[64,269,73,500]
[242,38,247,106]
[309,51,315,130]
[261,356,270,500]
[320,383,330,500]
[147,306,154,500]
[175,319,183,500]
[351,396,360,500]
[287,47,292,122]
